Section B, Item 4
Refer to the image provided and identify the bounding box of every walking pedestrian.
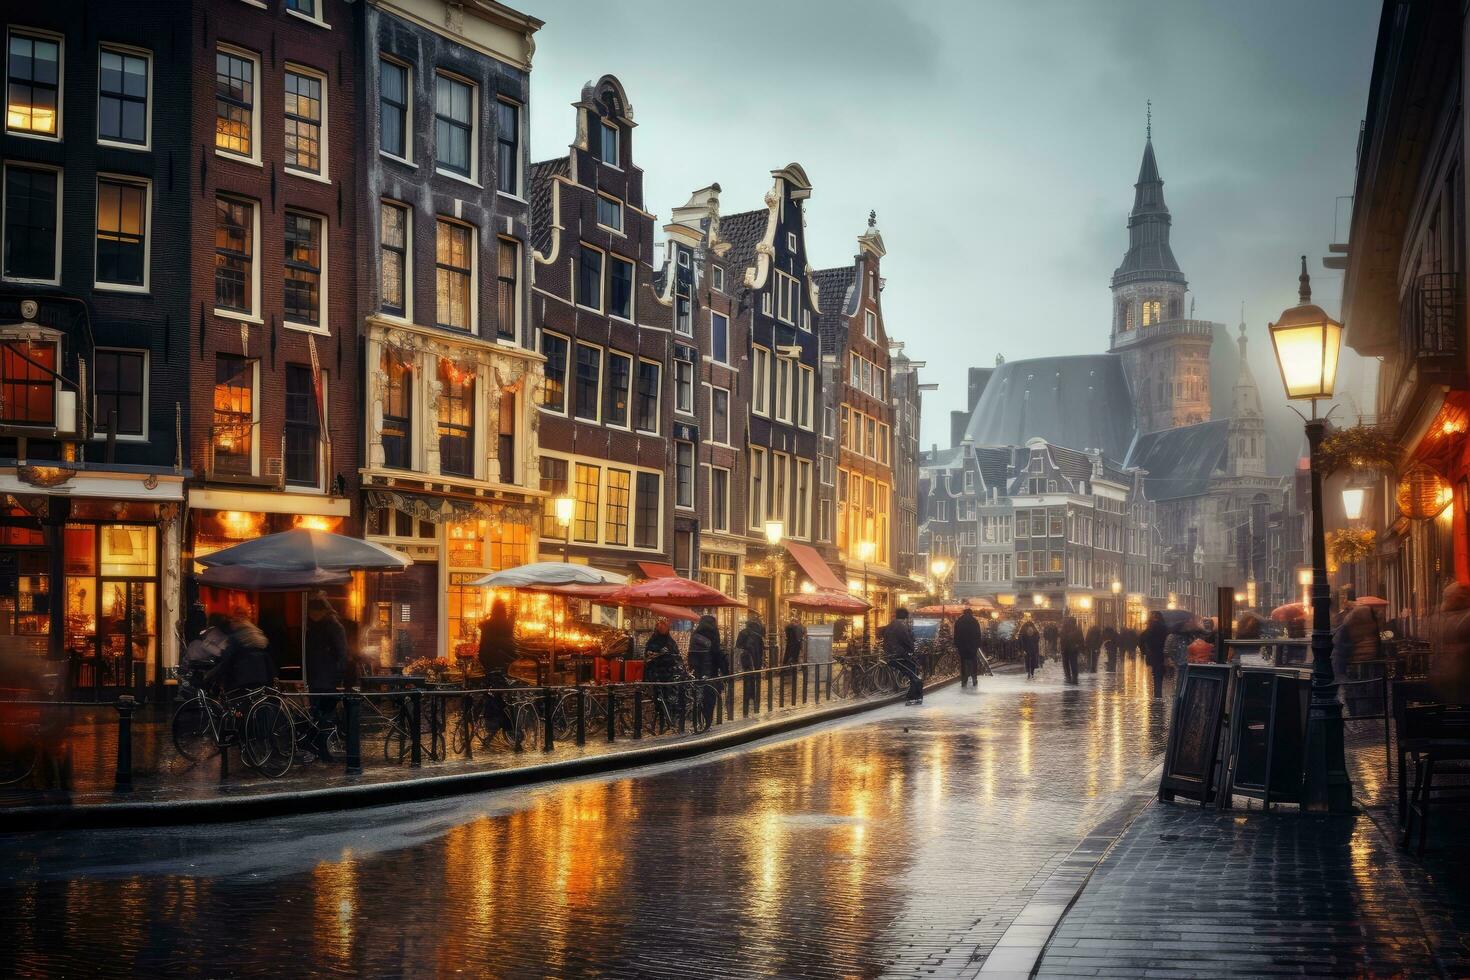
[1042,621,1059,663]
[477,598,516,680]
[736,615,765,713]
[782,613,806,666]
[1060,617,1083,684]
[1428,582,1470,706]
[687,614,726,726]
[953,607,982,689]
[1085,623,1102,673]
[205,605,276,695]
[1142,610,1169,699]
[1120,625,1139,661]
[1019,620,1041,679]
[304,594,349,761]
[885,607,922,704]
[1101,624,1119,671]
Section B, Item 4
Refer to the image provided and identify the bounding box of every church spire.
[1112,125,1186,289]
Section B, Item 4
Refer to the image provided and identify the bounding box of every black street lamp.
[1267,256,1353,813]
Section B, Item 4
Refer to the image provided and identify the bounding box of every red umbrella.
[605,576,744,607]
[787,589,870,614]
[916,603,967,616]
[1270,602,1308,622]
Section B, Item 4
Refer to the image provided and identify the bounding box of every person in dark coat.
[953,608,983,689]
[687,614,726,725]
[1042,622,1060,661]
[643,618,681,663]
[478,599,516,679]
[782,614,806,666]
[644,619,687,725]
[1060,617,1083,685]
[1101,624,1120,672]
[205,608,276,695]
[884,607,922,704]
[1142,611,1169,699]
[1084,624,1102,673]
[304,595,349,761]
[1019,620,1041,679]
[1120,626,1139,661]
[735,616,765,713]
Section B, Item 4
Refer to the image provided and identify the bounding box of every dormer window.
[598,121,619,167]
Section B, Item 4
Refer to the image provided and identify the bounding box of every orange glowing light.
[294,514,341,532]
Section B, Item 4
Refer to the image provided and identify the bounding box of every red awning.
[636,561,678,579]
[783,541,846,592]
[787,589,870,614]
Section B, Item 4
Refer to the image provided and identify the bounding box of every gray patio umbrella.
[197,528,410,573]
[196,564,351,592]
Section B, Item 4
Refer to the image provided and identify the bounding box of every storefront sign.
[1159,662,1231,804]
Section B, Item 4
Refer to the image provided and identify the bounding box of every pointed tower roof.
[1232,315,1264,420]
[1112,134,1187,289]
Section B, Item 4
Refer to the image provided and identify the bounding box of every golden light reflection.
[312,852,358,963]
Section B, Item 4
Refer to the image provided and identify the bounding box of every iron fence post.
[632,685,643,739]
[677,683,687,734]
[410,690,423,768]
[576,686,586,747]
[541,687,554,752]
[606,687,617,743]
[344,692,363,775]
[767,667,774,712]
[113,695,135,793]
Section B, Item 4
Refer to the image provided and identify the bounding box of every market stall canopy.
[646,604,699,622]
[1270,602,1308,622]
[196,564,350,592]
[198,528,410,573]
[916,603,969,616]
[635,561,678,579]
[606,576,744,607]
[469,562,627,588]
[534,582,700,622]
[783,541,847,592]
[787,589,870,614]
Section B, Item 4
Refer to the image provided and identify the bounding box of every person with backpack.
[735,615,765,713]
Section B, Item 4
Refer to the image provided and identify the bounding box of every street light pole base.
[1301,699,1354,814]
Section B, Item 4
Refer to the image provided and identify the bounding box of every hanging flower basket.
[1396,464,1452,520]
[1318,425,1399,475]
[1326,527,1376,566]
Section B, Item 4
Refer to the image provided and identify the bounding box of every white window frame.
[433,70,478,186]
[674,439,695,510]
[283,62,329,182]
[284,0,329,28]
[97,43,152,151]
[599,120,620,169]
[214,43,260,165]
[674,358,694,416]
[576,240,605,314]
[379,199,412,321]
[795,458,812,539]
[749,446,766,529]
[607,253,635,323]
[774,356,792,423]
[601,348,632,430]
[761,291,771,316]
[90,346,149,442]
[797,364,814,430]
[864,310,877,342]
[283,207,329,333]
[709,465,730,531]
[6,27,63,142]
[711,265,725,292]
[538,328,571,416]
[709,385,731,446]
[378,55,413,165]
[572,339,604,424]
[752,346,770,417]
[93,173,151,294]
[710,311,730,365]
[634,358,661,435]
[595,192,624,235]
[786,231,797,252]
[212,193,261,320]
[434,215,478,334]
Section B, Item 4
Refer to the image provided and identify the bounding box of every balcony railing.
[1382,272,1466,423]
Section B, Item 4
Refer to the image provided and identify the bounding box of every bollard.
[715,683,724,725]
[461,694,474,760]
[826,661,833,700]
[606,687,617,743]
[677,683,687,734]
[410,690,423,768]
[114,695,136,793]
[778,668,785,708]
[767,668,775,712]
[344,693,363,775]
[632,686,643,739]
[576,686,586,747]
[802,665,809,704]
[725,675,734,719]
[541,687,554,752]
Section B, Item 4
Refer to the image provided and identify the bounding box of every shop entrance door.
[90,580,156,697]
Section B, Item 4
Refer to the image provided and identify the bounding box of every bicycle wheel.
[243,697,295,778]
[510,701,540,750]
[172,697,221,762]
[383,714,410,764]
[450,697,478,755]
[690,684,714,734]
[831,666,852,700]
[0,739,38,787]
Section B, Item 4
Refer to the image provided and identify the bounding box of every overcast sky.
[525,0,1383,465]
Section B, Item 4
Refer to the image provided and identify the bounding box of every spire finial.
[868,209,877,229]
[1298,254,1311,304]
[1146,99,1152,140]
[1239,300,1245,327]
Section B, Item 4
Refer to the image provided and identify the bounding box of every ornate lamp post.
[1111,578,1122,627]
[1268,256,1352,813]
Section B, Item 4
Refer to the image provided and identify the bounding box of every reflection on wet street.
[1,659,1169,979]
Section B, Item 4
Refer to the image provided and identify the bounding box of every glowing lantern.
[1396,464,1451,520]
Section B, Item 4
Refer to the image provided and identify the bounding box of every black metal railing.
[1401,271,1463,359]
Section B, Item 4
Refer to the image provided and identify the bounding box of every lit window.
[98,47,148,146]
[283,211,323,327]
[435,218,473,331]
[93,348,146,438]
[379,201,408,317]
[381,349,411,468]
[605,469,630,545]
[211,355,255,475]
[6,31,60,137]
[496,99,519,194]
[539,457,569,536]
[540,332,568,412]
[215,47,256,158]
[284,68,324,175]
[434,73,473,178]
[496,237,519,340]
[0,339,56,425]
[379,58,409,160]
[437,359,474,477]
[95,176,148,289]
[214,196,255,315]
[574,463,600,542]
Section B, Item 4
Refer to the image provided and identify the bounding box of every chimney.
[950,410,970,449]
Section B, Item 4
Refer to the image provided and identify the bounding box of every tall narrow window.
[95,177,147,288]
[381,349,411,469]
[775,357,791,422]
[7,31,60,137]
[98,47,148,146]
[283,211,323,327]
[673,266,691,335]
[711,387,729,444]
[434,73,473,177]
[598,120,619,166]
[539,457,569,536]
[674,359,693,415]
[752,347,769,415]
[93,349,145,437]
[437,360,474,477]
[214,196,254,314]
[212,355,254,475]
[215,48,255,157]
[749,447,765,528]
[635,361,660,433]
[675,441,694,509]
[379,202,408,317]
[577,245,603,310]
[284,364,320,487]
[709,468,729,532]
[496,99,519,194]
[795,460,811,538]
[635,473,659,549]
[0,340,56,425]
[379,58,408,159]
[540,332,568,411]
[497,390,516,484]
[605,469,630,545]
[496,237,519,340]
[284,68,323,174]
[435,219,472,331]
[574,342,601,421]
[711,312,729,363]
[608,255,633,320]
[604,351,630,427]
[3,165,58,282]
[864,310,877,342]
[574,463,600,542]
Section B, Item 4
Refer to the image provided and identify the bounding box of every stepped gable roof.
[1112,138,1186,288]
[717,208,769,283]
[813,266,856,352]
[1124,418,1229,501]
[528,157,569,255]
[962,353,1136,462]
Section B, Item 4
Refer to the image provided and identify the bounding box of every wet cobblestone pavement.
[2,658,1169,979]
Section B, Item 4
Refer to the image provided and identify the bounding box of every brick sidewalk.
[1036,725,1470,978]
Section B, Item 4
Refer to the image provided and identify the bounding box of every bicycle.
[170,666,275,766]
[451,679,539,753]
[378,690,446,765]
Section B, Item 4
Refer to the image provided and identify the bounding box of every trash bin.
[806,625,833,664]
